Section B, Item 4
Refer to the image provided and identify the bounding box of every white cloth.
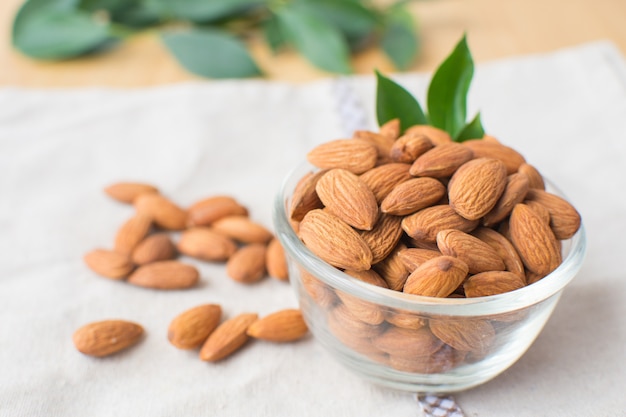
[1,41,625,417]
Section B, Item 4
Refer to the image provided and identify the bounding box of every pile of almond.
[76,185,307,360]
[290,120,581,373]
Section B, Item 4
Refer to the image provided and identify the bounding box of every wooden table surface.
[1,0,625,87]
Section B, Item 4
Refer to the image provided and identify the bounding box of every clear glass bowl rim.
[274,161,587,317]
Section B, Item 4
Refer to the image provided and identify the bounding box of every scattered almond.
[114,213,152,255]
[73,320,143,357]
[177,227,237,262]
[84,249,134,280]
[187,196,248,227]
[199,313,258,362]
[226,244,267,284]
[131,233,177,265]
[266,238,289,281]
[167,304,222,349]
[127,260,199,290]
[104,182,158,204]
[247,309,308,342]
[211,215,273,244]
[134,193,187,230]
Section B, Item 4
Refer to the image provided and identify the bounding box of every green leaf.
[263,15,286,54]
[381,4,419,70]
[78,0,159,27]
[161,28,261,79]
[376,70,427,132]
[426,34,474,138]
[146,0,266,22]
[12,0,114,60]
[298,0,379,40]
[275,2,352,74]
[455,112,485,142]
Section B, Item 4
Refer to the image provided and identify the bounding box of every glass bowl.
[273,162,586,393]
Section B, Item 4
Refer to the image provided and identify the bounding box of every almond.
[104,182,158,204]
[290,170,326,221]
[344,269,389,288]
[509,204,562,276]
[359,163,412,203]
[247,309,308,342]
[524,199,552,224]
[73,320,143,357]
[384,309,426,330]
[483,172,530,227]
[226,244,267,284]
[131,233,177,265]
[211,215,273,244]
[390,133,434,163]
[381,177,446,216]
[199,313,258,362]
[436,229,505,274]
[401,205,479,242]
[315,169,379,231]
[299,209,372,271]
[403,256,469,298]
[336,289,386,325]
[168,304,222,349]
[127,260,199,290]
[84,249,134,279]
[307,139,378,174]
[373,326,443,359]
[387,344,465,374]
[398,248,441,271]
[429,318,495,354]
[359,214,403,264]
[353,130,394,164]
[300,268,338,308]
[187,196,248,227]
[463,140,526,174]
[372,243,409,291]
[177,227,237,261]
[328,303,385,340]
[409,142,474,178]
[134,193,187,230]
[518,163,545,190]
[524,189,581,239]
[379,118,401,140]
[114,213,152,255]
[448,157,508,220]
[266,238,289,281]
[471,227,525,278]
[463,270,527,297]
[404,125,452,145]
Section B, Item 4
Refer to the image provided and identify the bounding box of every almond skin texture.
[379,118,401,140]
[359,163,412,203]
[344,269,389,288]
[436,229,505,274]
[114,213,153,255]
[177,227,237,262]
[226,244,267,284]
[448,157,508,221]
[409,142,474,178]
[430,318,495,354]
[483,172,530,227]
[266,238,289,281]
[471,227,525,278]
[381,177,446,216]
[404,125,452,145]
[353,130,394,165]
[524,189,581,240]
[373,326,443,359]
[307,139,378,174]
[336,289,386,325]
[247,309,308,342]
[315,169,379,231]
[211,215,273,244]
[390,134,434,163]
[104,182,158,204]
[199,313,258,362]
[84,249,134,279]
[73,320,143,357]
[359,214,403,264]
[403,256,469,298]
[401,205,479,242]
[509,204,562,276]
[187,196,248,227]
[398,248,442,271]
[518,163,545,190]
[127,260,199,290]
[373,243,409,291]
[463,140,526,174]
[131,233,177,265]
[168,304,222,349]
[134,193,187,230]
[299,209,372,271]
[290,170,326,221]
[464,270,527,297]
